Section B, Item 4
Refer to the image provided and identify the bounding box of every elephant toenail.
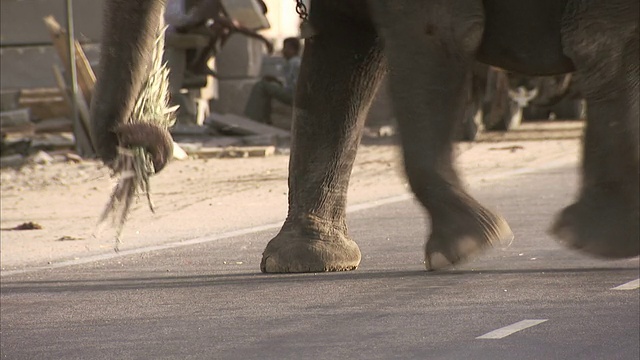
[499,232,515,250]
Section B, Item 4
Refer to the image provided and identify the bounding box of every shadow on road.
[2,266,636,295]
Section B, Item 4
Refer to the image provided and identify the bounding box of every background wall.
[0,0,105,90]
[261,0,302,50]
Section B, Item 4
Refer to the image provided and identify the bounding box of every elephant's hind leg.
[552,1,639,258]
[260,3,386,273]
[370,1,513,271]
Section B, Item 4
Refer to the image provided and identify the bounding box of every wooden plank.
[31,133,76,150]
[0,122,36,136]
[190,145,276,159]
[43,16,96,105]
[35,118,73,133]
[205,112,290,138]
[202,136,244,148]
[20,88,63,99]
[175,137,243,153]
[52,65,94,156]
[18,88,69,120]
[73,41,97,105]
[20,98,69,120]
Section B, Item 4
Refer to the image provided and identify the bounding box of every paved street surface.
[1,164,638,360]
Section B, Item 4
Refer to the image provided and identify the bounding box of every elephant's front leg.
[371,1,513,270]
[260,5,385,273]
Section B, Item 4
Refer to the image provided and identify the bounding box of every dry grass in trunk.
[98,28,177,250]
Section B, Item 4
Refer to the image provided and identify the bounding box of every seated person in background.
[244,37,301,125]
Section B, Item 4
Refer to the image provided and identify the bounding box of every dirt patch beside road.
[0,122,583,272]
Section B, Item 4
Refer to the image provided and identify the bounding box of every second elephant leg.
[371,1,513,270]
[552,1,639,258]
[260,7,385,273]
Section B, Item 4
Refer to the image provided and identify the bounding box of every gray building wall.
[0,0,105,90]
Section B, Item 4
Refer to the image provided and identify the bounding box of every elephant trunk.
[90,0,167,165]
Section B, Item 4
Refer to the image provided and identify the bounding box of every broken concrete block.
[0,108,31,128]
[0,154,25,168]
[242,134,277,146]
[30,150,54,165]
[206,112,290,138]
[1,90,21,111]
[202,136,244,148]
[172,142,189,161]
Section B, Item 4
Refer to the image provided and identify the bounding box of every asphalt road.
[1,164,638,360]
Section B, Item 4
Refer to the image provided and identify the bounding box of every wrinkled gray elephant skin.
[91,0,639,273]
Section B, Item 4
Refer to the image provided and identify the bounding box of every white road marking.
[1,160,574,277]
[611,278,640,290]
[476,319,548,339]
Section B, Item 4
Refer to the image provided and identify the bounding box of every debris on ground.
[56,235,84,241]
[30,150,54,165]
[64,153,83,163]
[489,145,525,152]
[1,222,43,231]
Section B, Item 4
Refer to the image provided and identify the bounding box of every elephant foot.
[550,190,639,259]
[425,206,513,271]
[261,228,361,273]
